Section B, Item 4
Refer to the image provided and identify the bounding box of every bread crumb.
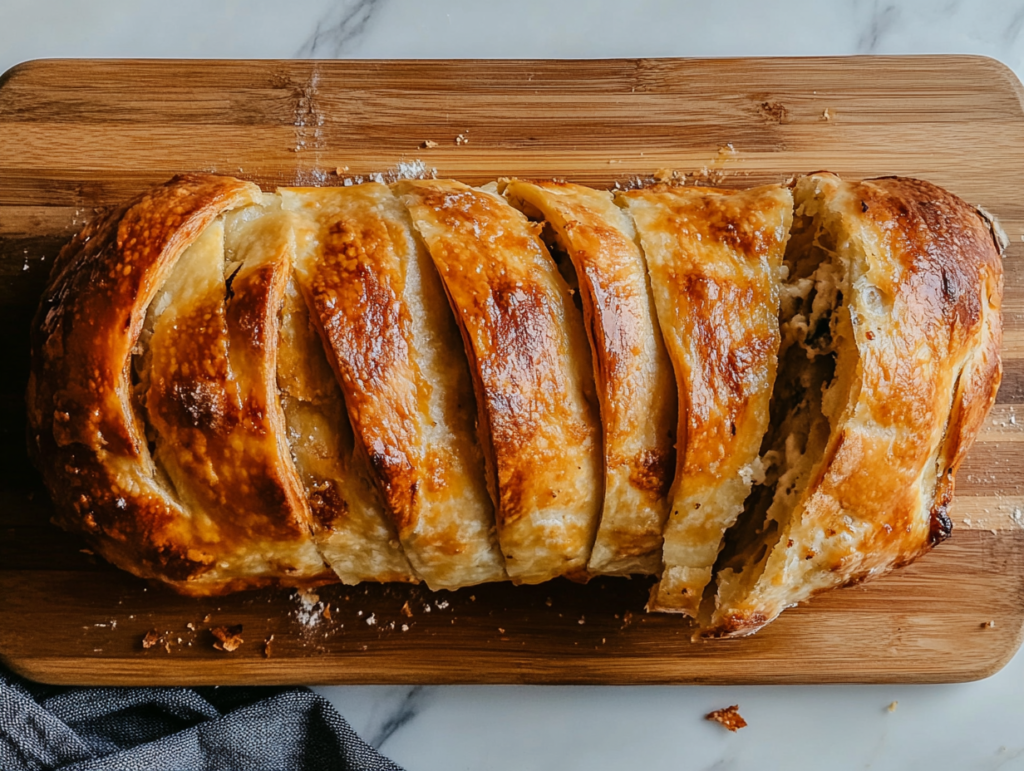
[323,604,332,620]
[79,548,94,556]
[578,617,586,625]
[887,700,899,713]
[622,610,635,627]
[202,614,212,623]
[142,630,159,649]
[264,634,274,658]
[545,597,553,607]
[211,625,244,652]
[401,601,413,617]
[421,140,439,149]
[498,627,506,634]
[401,624,409,632]
[982,620,996,628]
[186,622,195,631]
[334,166,350,175]
[706,705,747,731]
[365,613,377,626]
[822,108,831,121]
[455,133,468,146]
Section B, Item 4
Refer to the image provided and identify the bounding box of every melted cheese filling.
[711,191,859,616]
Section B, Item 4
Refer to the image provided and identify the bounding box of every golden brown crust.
[503,180,677,576]
[396,180,602,584]
[26,174,278,594]
[620,184,792,615]
[282,184,504,589]
[703,173,1002,637]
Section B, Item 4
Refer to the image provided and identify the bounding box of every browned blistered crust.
[143,208,332,588]
[503,180,677,576]
[703,173,1002,637]
[396,180,602,584]
[26,174,286,594]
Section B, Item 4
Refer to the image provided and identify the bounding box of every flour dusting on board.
[291,589,325,629]
[338,159,438,185]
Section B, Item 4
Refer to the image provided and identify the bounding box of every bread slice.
[229,198,416,586]
[396,180,603,584]
[618,184,793,615]
[141,207,333,588]
[504,180,677,576]
[25,174,283,595]
[702,173,1003,637]
[281,184,504,589]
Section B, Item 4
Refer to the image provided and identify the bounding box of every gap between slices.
[503,180,677,576]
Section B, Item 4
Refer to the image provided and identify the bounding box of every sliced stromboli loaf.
[23,174,306,596]
[619,184,792,615]
[504,180,677,576]
[27,172,1001,630]
[141,208,332,588]
[282,184,504,589]
[396,180,603,584]
[233,199,416,585]
[703,173,1003,638]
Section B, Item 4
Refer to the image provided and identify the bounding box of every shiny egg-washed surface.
[26,172,1002,636]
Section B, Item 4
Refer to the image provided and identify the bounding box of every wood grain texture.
[1,56,1022,685]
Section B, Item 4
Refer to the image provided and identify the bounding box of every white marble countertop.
[4,1,1023,769]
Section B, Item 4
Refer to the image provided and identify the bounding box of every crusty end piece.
[701,173,1002,637]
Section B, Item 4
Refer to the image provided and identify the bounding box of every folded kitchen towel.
[0,663,404,771]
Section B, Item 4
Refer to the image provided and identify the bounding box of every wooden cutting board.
[1,56,1022,686]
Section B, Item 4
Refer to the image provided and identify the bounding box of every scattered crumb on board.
[706,705,747,732]
[211,625,244,652]
[887,701,899,713]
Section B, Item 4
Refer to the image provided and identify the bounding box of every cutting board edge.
[3,52,1023,101]
[4,641,1021,687]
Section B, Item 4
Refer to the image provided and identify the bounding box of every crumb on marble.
[706,705,747,732]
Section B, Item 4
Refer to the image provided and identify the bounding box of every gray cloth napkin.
[0,664,404,771]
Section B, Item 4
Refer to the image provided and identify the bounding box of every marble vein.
[857,1,902,53]
[370,685,432,749]
[296,0,385,58]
